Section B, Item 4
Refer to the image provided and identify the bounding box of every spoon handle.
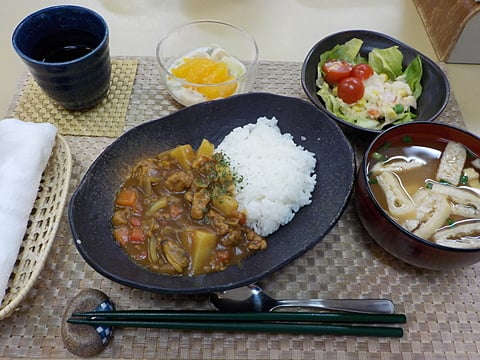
[273,299,395,314]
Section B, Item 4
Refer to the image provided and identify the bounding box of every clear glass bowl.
[156,20,259,106]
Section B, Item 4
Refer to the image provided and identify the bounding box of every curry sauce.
[111,139,267,276]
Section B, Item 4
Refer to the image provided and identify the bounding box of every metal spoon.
[210,284,395,314]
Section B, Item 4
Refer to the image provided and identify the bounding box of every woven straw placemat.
[1,57,479,360]
[11,59,138,137]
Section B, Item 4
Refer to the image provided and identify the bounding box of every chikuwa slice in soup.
[111,139,267,276]
[367,135,480,249]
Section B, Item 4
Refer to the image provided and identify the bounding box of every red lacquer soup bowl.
[355,121,480,270]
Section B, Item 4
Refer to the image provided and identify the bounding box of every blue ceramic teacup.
[12,5,111,110]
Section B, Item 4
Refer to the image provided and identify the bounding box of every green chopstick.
[68,311,406,337]
[71,310,407,324]
[67,318,403,337]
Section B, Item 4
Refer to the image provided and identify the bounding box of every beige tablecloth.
[1,57,478,360]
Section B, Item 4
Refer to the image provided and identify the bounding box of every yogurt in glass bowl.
[156,20,259,106]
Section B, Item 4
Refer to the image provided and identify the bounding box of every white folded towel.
[0,119,57,304]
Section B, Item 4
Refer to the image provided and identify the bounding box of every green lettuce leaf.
[368,46,403,80]
[403,55,423,99]
[318,38,364,74]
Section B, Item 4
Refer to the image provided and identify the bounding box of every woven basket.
[0,134,72,320]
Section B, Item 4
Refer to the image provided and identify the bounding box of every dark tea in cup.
[31,29,100,63]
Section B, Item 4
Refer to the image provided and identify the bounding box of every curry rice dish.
[112,117,317,276]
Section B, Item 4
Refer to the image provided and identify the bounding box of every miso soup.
[367,134,480,249]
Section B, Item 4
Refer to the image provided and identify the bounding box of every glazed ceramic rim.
[362,121,480,252]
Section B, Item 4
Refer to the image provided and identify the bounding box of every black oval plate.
[69,92,355,294]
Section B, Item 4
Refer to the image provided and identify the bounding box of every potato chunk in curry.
[112,139,267,276]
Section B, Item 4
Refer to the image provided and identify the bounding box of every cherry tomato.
[321,60,353,85]
[337,77,365,104]
[351,63,374,81]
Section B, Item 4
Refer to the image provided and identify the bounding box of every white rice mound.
[217,117,317,237]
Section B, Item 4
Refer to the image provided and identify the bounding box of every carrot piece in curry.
[116,189,137,207]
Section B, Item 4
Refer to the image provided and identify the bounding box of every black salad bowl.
[301,29,450,137]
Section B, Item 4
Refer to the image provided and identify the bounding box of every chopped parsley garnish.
[372,152,388,162]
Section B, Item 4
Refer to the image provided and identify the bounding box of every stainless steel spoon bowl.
[210,284,395,314]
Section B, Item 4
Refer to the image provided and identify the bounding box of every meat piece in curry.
[111,139,267,276]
